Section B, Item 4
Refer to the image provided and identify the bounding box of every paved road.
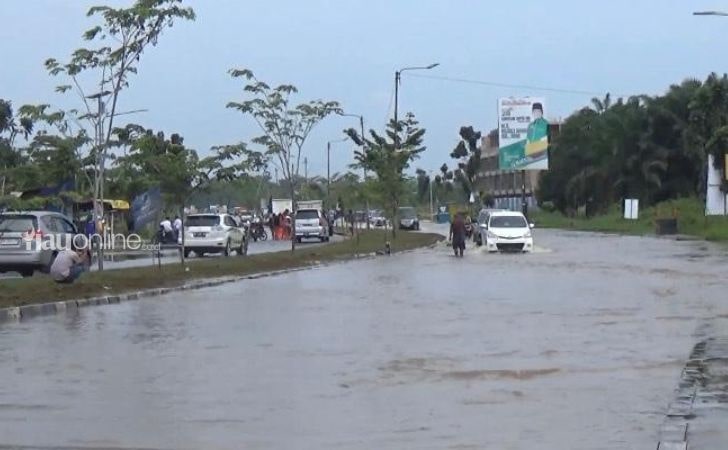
[1,229,727,449]
[0,232,343,277]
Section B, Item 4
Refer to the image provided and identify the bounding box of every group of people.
[269,210,292,240]
[159,216,183,243]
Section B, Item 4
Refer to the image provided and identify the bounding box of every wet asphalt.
[0,227,727,449]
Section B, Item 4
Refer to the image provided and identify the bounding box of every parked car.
[481,211,534,253]
[0,211,80,277]
[474,208,505,246]
[398,206,420,231]
[180,213,246,258]
[295,208,329,243]
[368,210,387,227]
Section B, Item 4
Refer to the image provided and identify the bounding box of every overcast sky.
[2,0,727,178]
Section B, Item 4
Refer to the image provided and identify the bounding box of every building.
[475,123,560,211]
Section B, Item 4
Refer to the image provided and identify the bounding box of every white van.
[482,211,534,253]
[295,208,329,243]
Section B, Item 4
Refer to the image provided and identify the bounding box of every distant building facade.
[475,124,560,211]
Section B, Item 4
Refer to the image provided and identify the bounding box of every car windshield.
[399,208,416,219]
[296,210,319,220]
[0,215,37,232]
[186,216,220,227]
[489,216,528,228]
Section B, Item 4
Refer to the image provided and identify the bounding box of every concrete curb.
[0,263,320,325]
[0,239,442,326]
[655,339,708,449]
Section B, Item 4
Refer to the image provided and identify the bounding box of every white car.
[481,211,534,253]
[180,214,247,258]
[295,208,329,243]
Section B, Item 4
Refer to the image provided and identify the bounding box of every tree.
[688,73,728,192]
[1,100,33,199]
[116,128,263,210]
[44,0,195,269]
[346,113,426,238]
[227,68,340,250]
[449,126,482,202]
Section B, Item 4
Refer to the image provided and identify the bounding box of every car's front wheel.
[19,269,34,278]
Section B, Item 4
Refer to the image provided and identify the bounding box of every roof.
[489,210,527,217]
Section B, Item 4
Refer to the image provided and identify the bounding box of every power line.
[404,72,632,98]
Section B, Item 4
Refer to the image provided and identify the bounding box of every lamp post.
[394,63,439,148]
[327,137,348,207]
[339,112,371,229]
[390,63,439,240]
[429,170,434,222]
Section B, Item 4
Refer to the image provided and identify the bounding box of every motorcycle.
[464,222,474,239]
[157,226,177,245]
[250,221,268,242]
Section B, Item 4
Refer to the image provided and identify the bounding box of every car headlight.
[486,231,498,239]
[524,231,532,238]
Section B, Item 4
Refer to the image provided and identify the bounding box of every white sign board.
[624,199,639,220]
[706,155,727,215]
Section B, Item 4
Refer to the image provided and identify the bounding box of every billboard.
[498,97,549,170]
[130,186,162,231]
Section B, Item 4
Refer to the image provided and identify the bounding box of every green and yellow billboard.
[498,97,549,170]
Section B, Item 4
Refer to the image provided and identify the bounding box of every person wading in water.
[449,212,467,257]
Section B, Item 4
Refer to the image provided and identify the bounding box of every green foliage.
[538,74,728,215]
[345,113,426,234]
[227,68,341,194]
[115,127,263,209]
[448,126,482,200]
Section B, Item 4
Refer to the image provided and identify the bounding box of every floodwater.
[1,229,727,449]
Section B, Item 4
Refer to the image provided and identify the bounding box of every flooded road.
[1,229,727,449]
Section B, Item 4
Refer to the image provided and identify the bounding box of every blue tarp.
[131,187,162,231]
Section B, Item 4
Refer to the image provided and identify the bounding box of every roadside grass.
[531,198,728,241]
[0,230,442,308]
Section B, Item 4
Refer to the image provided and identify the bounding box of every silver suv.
[180,213,247,258]
[0,211,79,277]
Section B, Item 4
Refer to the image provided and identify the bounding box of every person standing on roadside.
[449,212,467,257]
[173,215,182,241]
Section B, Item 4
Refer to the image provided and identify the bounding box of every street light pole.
[327,141,331,205]
[393,63,439,148]
[429,171,434,221]
[326,137,348,209]
[391,63,439,240]
[339,113,371,229]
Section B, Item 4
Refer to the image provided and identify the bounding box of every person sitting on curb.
[50,237,89,284]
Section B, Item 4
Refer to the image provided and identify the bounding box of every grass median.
[0,230,443,309]
[531,198,728,241]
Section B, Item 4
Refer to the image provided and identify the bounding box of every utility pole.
[304,157,308,183]
[327,141,331,206]
[521,170,528,217]
[429,171,434,221]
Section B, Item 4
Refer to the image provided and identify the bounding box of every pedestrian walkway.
[657,335,728,449]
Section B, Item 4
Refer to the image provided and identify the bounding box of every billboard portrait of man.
[525,102,549,167]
